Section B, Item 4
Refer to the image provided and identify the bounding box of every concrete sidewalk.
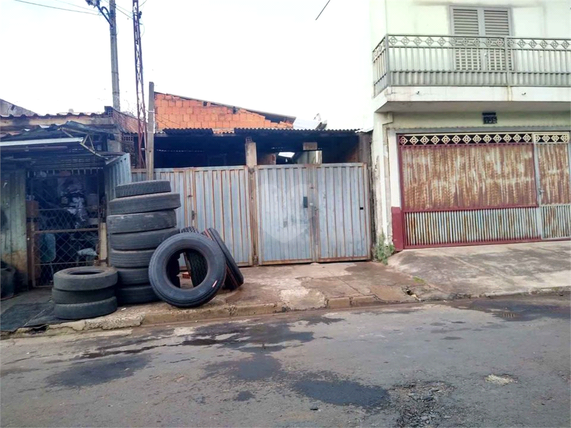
[389,241,571,299]
[7,262,419,336]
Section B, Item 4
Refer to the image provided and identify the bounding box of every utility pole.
[86,0,121,111]
[133,0,147,169]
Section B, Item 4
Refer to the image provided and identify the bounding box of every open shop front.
[1,124,131,298]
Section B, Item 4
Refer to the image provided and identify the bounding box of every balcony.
[373,35,571,97]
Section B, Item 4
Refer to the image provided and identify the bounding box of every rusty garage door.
[399,132,570,247]
[256,163,371,264]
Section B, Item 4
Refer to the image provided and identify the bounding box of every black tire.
[205,228,244,290]
[116,180,171,198]
[116,259,180,286]
[116,285,159,305]
[54,297,118,320]
[109,227,179,251]
[52,288,115,304]
[108,193,181,215]
[149,234,226,308]
[180,226,200,234]
[53,267,118,292]
[116,267,149,286]
[107,210,177,234]
[109,249,155,268]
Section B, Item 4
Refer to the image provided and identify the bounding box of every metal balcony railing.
[373,35,571,96]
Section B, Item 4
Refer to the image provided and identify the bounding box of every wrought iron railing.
[373,35,571,96]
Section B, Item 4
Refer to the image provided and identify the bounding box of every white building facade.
[369,0,571,250]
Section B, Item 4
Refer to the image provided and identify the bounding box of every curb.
[4,287,569,339]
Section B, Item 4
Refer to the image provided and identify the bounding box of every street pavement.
[1,294,570,427]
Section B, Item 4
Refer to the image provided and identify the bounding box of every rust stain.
[537,144,571,205]
[402,145,537,211]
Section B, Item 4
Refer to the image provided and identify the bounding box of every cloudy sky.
[0,0,371,129]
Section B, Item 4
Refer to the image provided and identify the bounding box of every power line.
[100,0,131,18]
[13,0,99,15]
[49,0,96,13]
[315,0,331,20]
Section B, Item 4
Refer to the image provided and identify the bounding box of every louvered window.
[451,7,511,72]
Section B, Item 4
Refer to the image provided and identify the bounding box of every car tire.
[180,226,200,234]
[109,248,155,268]
[115,180,171,198]
[149,234,226,308]
[52,288,116,304]
[204,228,244,290]
[53,267,118,291]
[109,227,179,250]
[108,193,181,215]
[107,210,177,234]
[54,297,118,320]
[116,285,159,305]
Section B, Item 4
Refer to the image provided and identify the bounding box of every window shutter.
[483,9,510,36]
[483,9,511,71]
[452,8,481,71]
[452,8,480,36]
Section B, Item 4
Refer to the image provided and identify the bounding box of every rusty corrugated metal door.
[256,165,313,265]
[193,166,252,266]
[315,164,371,261]
[399,133,542,247]
[535,134,571,239]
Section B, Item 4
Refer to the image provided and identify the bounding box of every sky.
[0,0,372,129]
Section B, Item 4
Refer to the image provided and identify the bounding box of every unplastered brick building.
[154,92,295,131]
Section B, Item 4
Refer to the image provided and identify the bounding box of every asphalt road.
[1,294,570,427]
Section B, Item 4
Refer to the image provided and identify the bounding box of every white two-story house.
[369,0,570,251]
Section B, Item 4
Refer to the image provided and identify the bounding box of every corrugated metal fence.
[133,163,371,266]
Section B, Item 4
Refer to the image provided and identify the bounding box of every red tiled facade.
[155,93,295,131]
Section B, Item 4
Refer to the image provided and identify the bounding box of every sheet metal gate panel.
[399,132,570,247]
[256,165,313,264]
[133,166,252,265]
[315,164,371,261]
[256,163,371,265]
[535,134,571,239]
[193,167,252,266]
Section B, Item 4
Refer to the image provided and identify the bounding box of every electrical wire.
[99,0,131,19]
[49,0,98,13]
[13,0,99,15]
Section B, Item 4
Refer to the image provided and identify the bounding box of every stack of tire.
[52,266,118,320]
[148,227,244,308]
[107,180,181,305]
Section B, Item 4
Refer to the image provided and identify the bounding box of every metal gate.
[133,166,252,265]
[399,132,570,247]
[256,163,371,265]
[534,134,571,239]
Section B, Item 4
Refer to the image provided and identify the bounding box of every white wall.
[370,0,571,47]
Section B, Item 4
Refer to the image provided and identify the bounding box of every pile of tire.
[148,227,244,308]
[107,180,181,305]
[52,266,118,320]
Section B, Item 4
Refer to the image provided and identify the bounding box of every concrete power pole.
[109,0,120,111]
[87,0,121,111]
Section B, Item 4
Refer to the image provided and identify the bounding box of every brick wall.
[155,93,294,131]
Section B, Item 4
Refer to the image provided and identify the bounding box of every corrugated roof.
[162,128,358,136]
[0,111,108,119]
